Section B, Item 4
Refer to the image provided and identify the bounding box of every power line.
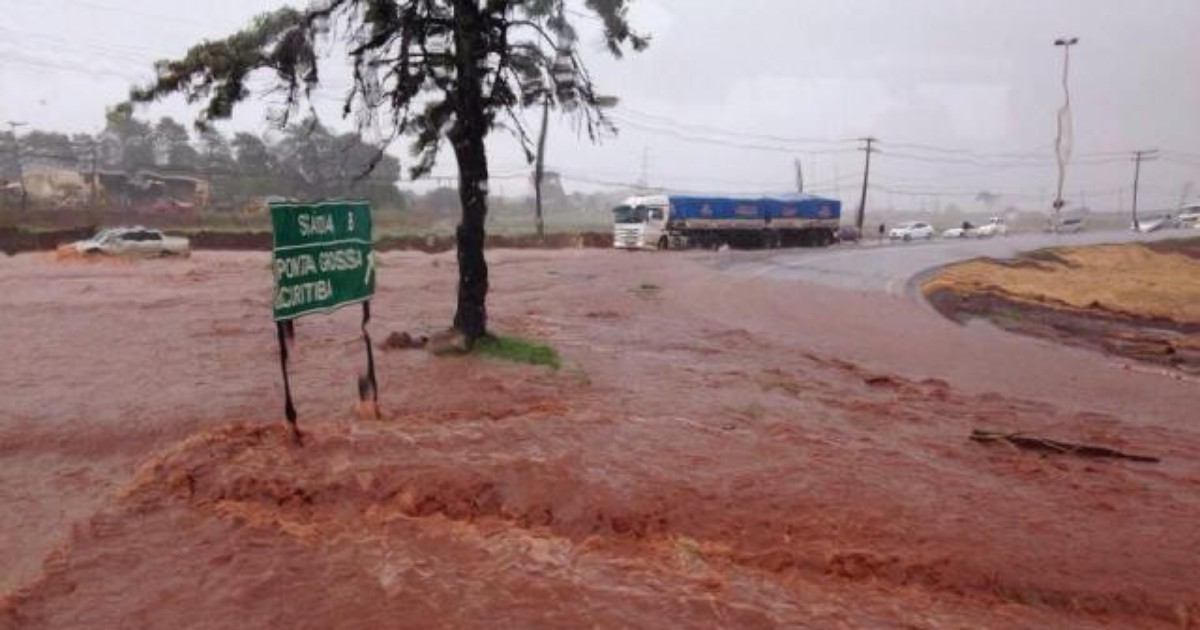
[1162,149,1200,162]
[609,114,858,155]
[0,48,148,82]
[613,106,1184,165]
[0,24,168,61]
[614,106,856,147]
[879,149,1129,168]
[883,141,1053,161]
[48,0,213,29]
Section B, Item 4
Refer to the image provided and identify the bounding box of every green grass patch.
[473,334,561,369]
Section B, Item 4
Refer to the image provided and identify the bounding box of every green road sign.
[271,200,375,321]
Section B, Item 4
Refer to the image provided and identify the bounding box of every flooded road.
[2,249,1197,628]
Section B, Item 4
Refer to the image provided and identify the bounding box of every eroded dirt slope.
[925,238,1200,374]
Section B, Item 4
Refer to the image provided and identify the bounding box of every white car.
[1135,215,1183,233]
[975,217,1008,238]
[69,226,191,257]
[1051,216,1085,233]
[889,222,934,241]
[1177,205,1200,229]
[942,222,978,239]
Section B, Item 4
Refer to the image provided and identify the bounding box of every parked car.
[1049,216,1086,233]
[1135,215,1183,233]
[1175,205,1199,229]
[68,226,191,257]
[974,217,1008,238]
[888,221,934,241]
[942,221,977,239]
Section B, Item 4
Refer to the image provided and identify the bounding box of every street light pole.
[1052,37,1079,232]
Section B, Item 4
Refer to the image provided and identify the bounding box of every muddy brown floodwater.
[1,249,1198,628]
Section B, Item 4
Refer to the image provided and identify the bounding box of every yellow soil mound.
[924,242,1200,324]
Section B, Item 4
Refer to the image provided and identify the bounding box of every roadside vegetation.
[472,334,561,370]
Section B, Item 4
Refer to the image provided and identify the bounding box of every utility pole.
[1130,149,1158,232]
[855,137,878,231]
[7,121,27,212]
[88,138,99,209]
[1051,36,1079,231]
[533,97,549,239]
[794,158,804,194]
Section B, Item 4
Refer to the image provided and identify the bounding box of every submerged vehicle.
[612,193,841,250]
[66,226,191,257]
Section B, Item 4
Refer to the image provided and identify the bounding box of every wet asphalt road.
[713,228,1196,295]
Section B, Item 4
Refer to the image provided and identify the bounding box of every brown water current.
[2,249,1198,628]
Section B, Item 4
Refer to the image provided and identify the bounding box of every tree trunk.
[450,0,490,343]
[451,132,489,342]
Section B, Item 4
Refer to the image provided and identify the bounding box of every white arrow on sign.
[364,252,376,287]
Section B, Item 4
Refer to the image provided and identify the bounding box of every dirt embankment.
[924,238,1200,374]
[0,227,97,256]
[0,226,612,256]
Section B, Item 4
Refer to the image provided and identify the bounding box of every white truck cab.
[612,195,670,250]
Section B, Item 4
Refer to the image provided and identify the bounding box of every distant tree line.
[0,110,404,211]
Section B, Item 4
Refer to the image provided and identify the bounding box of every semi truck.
[612,193,841,250]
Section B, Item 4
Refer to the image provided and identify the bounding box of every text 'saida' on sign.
[271,200,375,321]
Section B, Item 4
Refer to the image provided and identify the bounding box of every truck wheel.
[657,236,669,251]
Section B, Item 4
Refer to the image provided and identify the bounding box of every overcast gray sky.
[2,0,1198,213]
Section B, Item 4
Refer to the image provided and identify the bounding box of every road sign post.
[270,200,378,443]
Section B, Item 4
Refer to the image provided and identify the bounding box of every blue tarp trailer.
[668,193,840,226]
